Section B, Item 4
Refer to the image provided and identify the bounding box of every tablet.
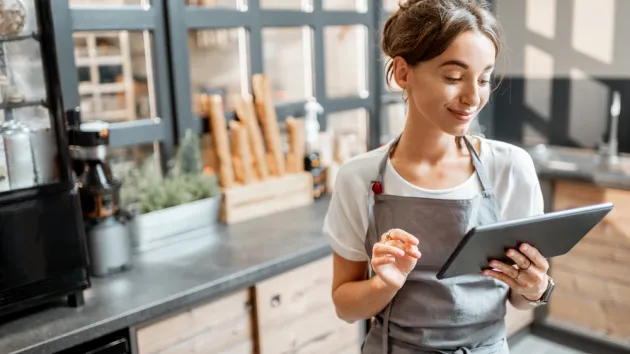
[436,202,614,280]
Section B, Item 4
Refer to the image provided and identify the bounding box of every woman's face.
[393,30,496,136]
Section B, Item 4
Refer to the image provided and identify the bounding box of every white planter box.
[130,196,221,253]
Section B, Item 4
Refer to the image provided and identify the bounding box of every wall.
[491,0,630,153]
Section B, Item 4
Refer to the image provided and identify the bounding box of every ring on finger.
[519,260,532,271]
[514,269,521,280]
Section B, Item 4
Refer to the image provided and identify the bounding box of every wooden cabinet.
[135,289,254,354]
[254,255,362,354]
[132,254,537,354]
[547,181,630,342]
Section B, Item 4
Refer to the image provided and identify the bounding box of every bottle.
[303,98,325,198]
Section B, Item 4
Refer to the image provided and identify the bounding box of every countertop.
[0,198,333,354]
[2,144,629,354]
[523,144,630,191]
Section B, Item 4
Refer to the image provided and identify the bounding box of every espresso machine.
[69,120,133,277]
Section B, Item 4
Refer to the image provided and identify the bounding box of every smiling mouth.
[448,108,476,121]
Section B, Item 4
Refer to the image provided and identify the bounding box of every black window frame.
[55,0,176,157]
[53,0,412,161]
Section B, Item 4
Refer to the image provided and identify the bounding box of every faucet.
[600,90,620,165]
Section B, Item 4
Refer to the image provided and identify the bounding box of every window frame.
[166,0,382,150]
[54,0,176,156]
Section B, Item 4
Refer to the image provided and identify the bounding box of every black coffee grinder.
[69,120,133,277]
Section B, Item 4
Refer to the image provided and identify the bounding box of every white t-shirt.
[323,136,545,262]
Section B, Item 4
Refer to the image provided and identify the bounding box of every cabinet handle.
[271,294,281,307]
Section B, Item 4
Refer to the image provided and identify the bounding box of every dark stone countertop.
[521,144,630,191]
[0,198,333,354]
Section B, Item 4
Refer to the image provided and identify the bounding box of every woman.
[323,0,553,353]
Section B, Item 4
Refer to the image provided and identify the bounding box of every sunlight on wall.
[526,0,557,40]
[571,0,615,65]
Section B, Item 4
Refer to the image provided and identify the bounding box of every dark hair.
[382,0,504,143]
[383,0,503,89]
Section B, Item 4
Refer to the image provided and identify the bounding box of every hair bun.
[381,0,502,90]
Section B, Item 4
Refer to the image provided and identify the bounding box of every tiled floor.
[510,335,590,354]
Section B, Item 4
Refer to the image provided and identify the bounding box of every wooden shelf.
[0,98,46,110]
[0,32,38,44]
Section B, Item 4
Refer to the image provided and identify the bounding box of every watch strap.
[528,276,554,306]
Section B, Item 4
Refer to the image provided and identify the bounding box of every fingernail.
[521,244,529,251]
[507,250,515,256]
[490,262,497,268]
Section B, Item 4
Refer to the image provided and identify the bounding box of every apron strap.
[375,134,491,192]
[368,134,400,251]
[462,135,492,192]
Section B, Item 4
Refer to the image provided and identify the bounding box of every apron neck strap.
[374,133,492,192]
[462,135,491,192]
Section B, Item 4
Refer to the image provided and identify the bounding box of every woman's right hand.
[371,229,422,290]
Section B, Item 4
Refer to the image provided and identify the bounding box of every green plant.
[118,130,220,214]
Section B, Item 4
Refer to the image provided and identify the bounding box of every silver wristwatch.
[528,276,555,306]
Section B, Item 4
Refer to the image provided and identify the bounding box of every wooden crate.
[220,171,313,224]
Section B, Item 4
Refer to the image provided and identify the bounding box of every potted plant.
[117,130,221,252]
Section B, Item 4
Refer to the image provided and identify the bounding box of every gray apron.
[362,136,510,354]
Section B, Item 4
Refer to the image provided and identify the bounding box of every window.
[69,0,147,6]
[186,0,247,10]
[383,0,398,12]
[260,0,311,11]
[188,28,250,114]
[327,108,368,155]
[262,27,314,102]
[109,142,161,175]
[74,30,157,122]
[323,0,367,12]
[381,103,406,143]
[324,25,368,98]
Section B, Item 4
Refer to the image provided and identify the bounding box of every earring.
[402,89,408,103]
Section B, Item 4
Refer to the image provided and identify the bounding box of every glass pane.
[261,0,311,11]
[74,30,157,122]
[381,103,406,143]
[262,27,313,102]
[186,0,247,11]
[0,0,62,190]
[69,0,147,5]
[189,28,249,115]
[324,25,368,98]
[384,0,399,12]
[323,0,366,12]
[326,109,368,155]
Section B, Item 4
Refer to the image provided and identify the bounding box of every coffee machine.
[69,121,133,277]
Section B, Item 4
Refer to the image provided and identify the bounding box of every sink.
[527,144,630,178]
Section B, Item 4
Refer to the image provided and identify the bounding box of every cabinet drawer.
[258,303,361,354]
[158,324,254,354]
[255,255,334,328]
[136,289,253,354]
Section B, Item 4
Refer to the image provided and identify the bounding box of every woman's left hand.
[482,243,549,301]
